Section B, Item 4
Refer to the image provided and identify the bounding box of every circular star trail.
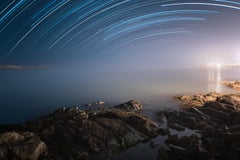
[0,0,240,63]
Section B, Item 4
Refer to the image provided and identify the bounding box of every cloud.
[0,65,48,70]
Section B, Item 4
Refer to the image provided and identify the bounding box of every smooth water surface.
[0,67,239,123]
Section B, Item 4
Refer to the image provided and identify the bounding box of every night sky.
[1,0,240,67]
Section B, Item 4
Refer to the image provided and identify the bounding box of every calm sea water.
[0,67,239,124]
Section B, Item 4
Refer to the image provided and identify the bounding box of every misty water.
[0,67,240,124]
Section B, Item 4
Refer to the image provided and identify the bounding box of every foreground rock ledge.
[0,100,159,160]
[158,92,240,160]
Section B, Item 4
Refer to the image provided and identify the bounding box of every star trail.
[0,0,240,64]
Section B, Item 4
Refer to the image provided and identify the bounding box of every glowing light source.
[207,63,222,68]
[216,63,222,68]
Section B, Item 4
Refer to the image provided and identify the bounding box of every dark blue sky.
[0,0,240,67]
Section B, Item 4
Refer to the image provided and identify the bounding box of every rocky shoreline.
[222,80,240,90]
[158,92,240,160]
[1,91,240,160]
[0,100,159,160]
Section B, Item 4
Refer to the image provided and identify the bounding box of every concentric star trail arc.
[0,0,240,62]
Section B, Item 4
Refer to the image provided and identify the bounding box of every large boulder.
[114,99,143,111]
[175,92,221,108]
[0,132,47,160]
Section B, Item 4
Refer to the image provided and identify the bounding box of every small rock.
[114,99,143,111]
[96,101,105,106]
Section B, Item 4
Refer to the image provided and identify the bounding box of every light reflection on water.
[114,67,239,160]
[208,67,222,93]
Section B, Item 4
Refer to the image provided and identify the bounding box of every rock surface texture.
[158,92,240,160]
[0,100,159,160]
[222,81,240,90]
[0,132,47,160]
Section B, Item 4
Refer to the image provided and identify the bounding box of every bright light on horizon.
[207,63,222,68]
[216,64,222,68]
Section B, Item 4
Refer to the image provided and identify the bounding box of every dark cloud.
[0,65,48,70]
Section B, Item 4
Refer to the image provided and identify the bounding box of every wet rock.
[157,128,169,136]
[165,110,201,130]
[222,81,240,90]
[157,147,187,160]
[165,135,178,144]
[176,94,204,108]
[199,104,230,122]
[0,132,47,160]
[176,92,221,109]
[0,100,158,160]
[114,99,143,111]
[159,92,240,160]
[168,122,185,131]
[216,95,239,106]
[158,134,213,160]
[149,141,158,148]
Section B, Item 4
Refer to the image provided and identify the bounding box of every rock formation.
[158,92,240,160]
[0,132,47,160]
[222,80,240,90]
[0,100,158,160]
